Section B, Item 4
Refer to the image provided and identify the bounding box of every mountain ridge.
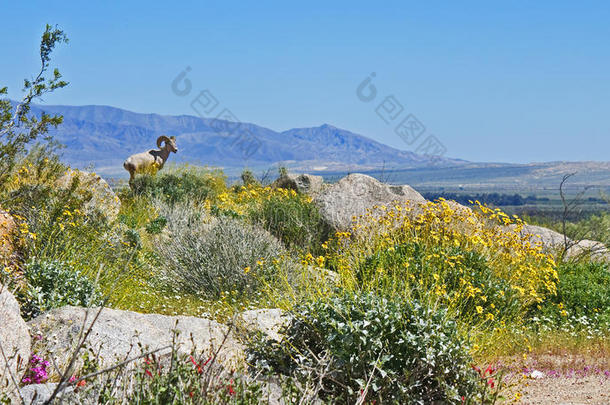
[8,102,610,189]
[18,102,464,176]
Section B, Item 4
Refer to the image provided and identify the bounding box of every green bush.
[576,211,610,249]
[529,261,610,324]
[130,166,227,205]
[355,243,522,324]
[145,215,167,235]
[249,193,330,255]
[240,169,260,187]
[15,186,136,285]
[155,202,290,298]
[118,194,157,229]
[20,260,104,319]
[250,291,488,404]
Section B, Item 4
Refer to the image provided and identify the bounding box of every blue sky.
[1,1,609,163]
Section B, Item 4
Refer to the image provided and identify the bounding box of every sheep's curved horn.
[156,135,170,148]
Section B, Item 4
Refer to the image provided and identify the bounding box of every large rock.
[28,306,244,378]
[272,173,324,195]
[570,239,610,261]
[518,224,610,261]
[56,169,120,223]
[238,309,290,342]
[314,173,426,231]
[0,284,31,393]
[19,383,76,405]
[519,225,566,248]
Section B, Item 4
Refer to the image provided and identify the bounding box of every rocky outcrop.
[19,383,76,405]
[238,309,290,342]
[518,224,610,261]
[28,306,244,378]
[0,284,31,392]
[314,173,426,231]
[56,169,120,223]
[272,173,324,195]
[519,225,566,248]
[569,239,610,261]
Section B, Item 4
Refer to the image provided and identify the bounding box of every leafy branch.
[0,24,69,189]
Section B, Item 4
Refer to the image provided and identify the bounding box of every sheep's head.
[157,135,178,153]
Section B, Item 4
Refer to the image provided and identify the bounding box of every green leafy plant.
[240,169,260,187]
[251,291,493,404]
[355,243,522,324]
[0,24,68,190]
[20,260,104,319]
[277,166,288,178]
[130,166,227,205]
[125,352,264,404]
[145,215,167,235]
[529,261,610,325]
[249,192,330,254]
[59,340,272,404]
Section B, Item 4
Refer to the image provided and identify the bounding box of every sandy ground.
[496,353,610,404]
[520,375,609,404]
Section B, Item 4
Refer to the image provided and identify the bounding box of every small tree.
[558,172,593,259]
[240,169,260,186]
[278,165,289,178]
[0,24,69,189]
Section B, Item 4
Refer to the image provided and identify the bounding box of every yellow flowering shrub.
[207,184,304,216]
[324,199,558,325]
[1,148,65,198]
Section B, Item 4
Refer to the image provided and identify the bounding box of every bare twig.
[355,351,382,405]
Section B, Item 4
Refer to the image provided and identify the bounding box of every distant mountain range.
[12,102,610,191]
[23,103,464,177]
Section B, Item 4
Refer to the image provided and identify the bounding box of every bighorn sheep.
[123,135,178,185]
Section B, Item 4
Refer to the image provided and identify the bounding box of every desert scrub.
[240,169,260,187]
[248,190,330,254]
[155,201,291,298]
[208,183,330,253]
[125,353,264,404]
[207,184,298,217]
[117,193,158,229]
[7,179,157,315]
[0,145,66,202]
[130,165,227,205]
[324,199,558,327]
[65,347,270,404]
[0,159,160,317]
[250,291,495,404]
[528,261,610,326]
[355,242,523,324]
[18,195,134,282]
[18,260,104,319]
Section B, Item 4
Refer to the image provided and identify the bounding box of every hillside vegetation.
[2,159,609,403]
[1,25,609,404]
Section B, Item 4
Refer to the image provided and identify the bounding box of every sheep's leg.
[125,166,136,190]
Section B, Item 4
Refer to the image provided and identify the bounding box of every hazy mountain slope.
[22,103,464,176]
